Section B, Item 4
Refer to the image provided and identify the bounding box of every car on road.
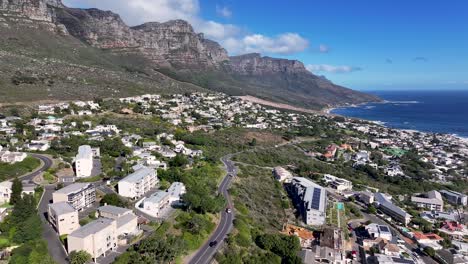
[226,208,232,213]
[209,241,218,247]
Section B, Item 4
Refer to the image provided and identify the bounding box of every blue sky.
[63,0,468,91]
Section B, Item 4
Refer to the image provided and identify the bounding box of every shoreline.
[325,102,468,142]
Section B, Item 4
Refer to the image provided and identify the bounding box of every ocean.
[331,90,468,138]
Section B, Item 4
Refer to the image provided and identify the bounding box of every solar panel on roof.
[379,226,390,232]
[311,188,322,210]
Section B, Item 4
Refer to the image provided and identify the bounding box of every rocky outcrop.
[56,8,229,69]
[0,0,66,33]
[229,53,310,75]
[0,0,381,109]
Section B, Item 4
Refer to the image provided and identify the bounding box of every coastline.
[327,103,468,142]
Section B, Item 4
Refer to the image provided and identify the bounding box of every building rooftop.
[121,167,154,183]
[145,191,170,204]
[54,183,92,195]
[116,213,138,228]
[375,193,411,219]
[98,205,131,217]
[76,145,93,160]
[49,201,76,215]
[69,218,114,238]
[167,182,185,197]
[293,177,327,213]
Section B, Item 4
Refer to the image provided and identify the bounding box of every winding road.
[22,153,54,181]
[188,155,237,264]
[20,154,69,264]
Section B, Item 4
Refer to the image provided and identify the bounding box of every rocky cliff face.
[229,53,310,75]
[0,0,66,33]
[56,8,229,68]
[0,0,381,109]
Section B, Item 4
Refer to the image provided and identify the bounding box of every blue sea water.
[331,90,468,138]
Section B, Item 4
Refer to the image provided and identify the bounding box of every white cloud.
[216,5,232,18]
[62,0,309,55]
[306,64,362,74]
[237,33,309,55]
[319,44,329,53]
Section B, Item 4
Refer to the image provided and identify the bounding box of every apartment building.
[52,183,96,211]
[48,201,80,235]
[290,177,327,226]
[75,145,93,178]
[440,190,468,206]
[118,167,158,199]
[375,193,412,225]
[411,190,444,211]
[323,174,353,193]
[68,206,139,261]
[68,218,117,261]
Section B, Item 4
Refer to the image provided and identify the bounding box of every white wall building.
[68,206,139,261]
[52,183,96,211]
[48,202,80,235]
[411,190,444,211]
[118,167,158,199]
[273,167,293,183]
[323,174,353,193]
[75,145,93,178]
[136,182,186,218]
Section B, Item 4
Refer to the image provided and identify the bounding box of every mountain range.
[0,0,380,109]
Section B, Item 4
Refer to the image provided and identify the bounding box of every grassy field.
[0,156,41,181]
[215,164,291,263]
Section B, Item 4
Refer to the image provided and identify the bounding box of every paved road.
[188,155,237,264]
[39,185,69,264]
[19,154,68,263]
[22,153,53,181]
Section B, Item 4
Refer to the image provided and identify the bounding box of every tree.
[367,205,377,214]
[169,155,189,168]
[69,250,92,264]
[423,246,435,257]
[10,177,23,205]
[100,193,128,207]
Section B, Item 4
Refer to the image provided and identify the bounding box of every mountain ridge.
[0,0,380,109]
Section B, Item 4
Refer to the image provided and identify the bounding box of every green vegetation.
[0,157,40,180]
[10,177,22,205]
[114,222,187,264]
[100,193,128,207]
[69,250,92,264]
[174,212,215,250]
[216,164,295,263]
[9,240,55,264]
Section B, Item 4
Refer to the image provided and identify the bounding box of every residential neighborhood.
[0,92,466,264]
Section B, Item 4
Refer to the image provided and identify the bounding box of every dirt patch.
[244,131,286,145]
[238,95,318,114]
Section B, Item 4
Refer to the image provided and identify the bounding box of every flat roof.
[49,201,76,215]
[375,193,410,219]
[98,205,131,216]
[116,213,137,228]
[120,167,154,183]
[69,218,114,238]
[54,183,92,195]
[145,191,169,204]
[76,145,93,160]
